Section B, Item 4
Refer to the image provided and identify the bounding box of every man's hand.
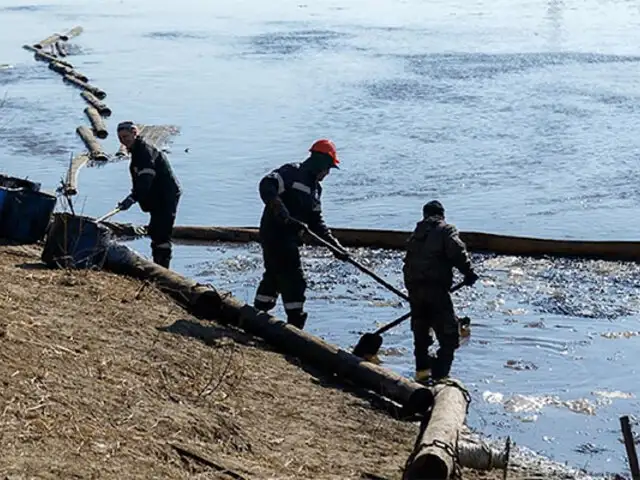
[464,270,479,286]
[117,195,136,211]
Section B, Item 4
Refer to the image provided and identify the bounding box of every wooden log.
[63,154,89,196]
[104,244,434,414]
[102,224,640,262]
[403,379,471,479]
[22,44,74,68]
[54,40,68,57]
[48,61,88,82]
[84,107,108,139]
[59,26,83,41]
[34,26,83,48]
[63,74,106,99]
[80,91,112,117]
[34,33,62,50]
[621,416,640,480]
[76,126,108,161]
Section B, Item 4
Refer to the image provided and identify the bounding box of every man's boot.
[152,243,172,269]
[287,311,308,330]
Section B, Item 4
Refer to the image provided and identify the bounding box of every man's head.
[306,139,340,181]
[117,121,139,150]
[423,200,445,219]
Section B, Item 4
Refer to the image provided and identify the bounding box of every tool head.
[352,332,383,359]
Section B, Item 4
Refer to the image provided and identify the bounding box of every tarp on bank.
[106,223,640,262]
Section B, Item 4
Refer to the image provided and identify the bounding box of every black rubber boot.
[287,311,308,330]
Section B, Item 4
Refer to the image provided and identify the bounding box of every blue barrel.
[0,174,40,192]
[0,188,57,244]
[41,213,113,269]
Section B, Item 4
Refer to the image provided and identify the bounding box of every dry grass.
[0,244,545,479]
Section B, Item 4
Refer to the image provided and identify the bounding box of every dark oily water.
[2,0,640,475]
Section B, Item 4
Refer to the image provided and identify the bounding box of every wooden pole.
[84,107,108,139]
[48,61,88,82]
[80,91,112,117]
[403,379,471,479]
[621,416,640,480]
[63,74,106,99]
[76,126,108,161]
[104,243,434,415]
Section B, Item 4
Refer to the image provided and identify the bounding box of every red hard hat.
[309,139,340,168]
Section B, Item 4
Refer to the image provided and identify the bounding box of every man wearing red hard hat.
[254,139,348,330]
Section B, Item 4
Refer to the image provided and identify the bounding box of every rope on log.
[48,61,88,82]
[84,107,108,139]
[403,379,471,479]
[22,45,74,68]
[76,126,108,161]
[80,91,112,117]
[63,74,106,99]
[104,243,434,415]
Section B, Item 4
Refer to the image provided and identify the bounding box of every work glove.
[463,270,479,287]
[117,194,136,211]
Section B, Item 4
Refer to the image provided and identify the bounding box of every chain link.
[422,377,472,414]
[419,439,463,480]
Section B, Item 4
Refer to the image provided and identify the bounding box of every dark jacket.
[128,137,181,212]
[403,215,473,288]
[259,160,338,246]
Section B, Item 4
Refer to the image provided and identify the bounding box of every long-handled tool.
[352,281,465,359]
[96,207,122,223]
[301,224,412,302]
[299,222,472,359]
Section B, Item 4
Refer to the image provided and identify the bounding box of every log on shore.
[403,379,470,479]
[22,44,74,68]
[80,91,112,117]
[63,74,106,99]
[104,243,434,414]
[84,107,108,139]
[76,126,108,161]
[48,61,88,82]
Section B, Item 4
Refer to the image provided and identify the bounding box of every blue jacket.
[259,161,338,246]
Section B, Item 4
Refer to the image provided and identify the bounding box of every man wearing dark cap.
[402,200,479,383]
[253,139,349,330]
[115,121,182,269]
